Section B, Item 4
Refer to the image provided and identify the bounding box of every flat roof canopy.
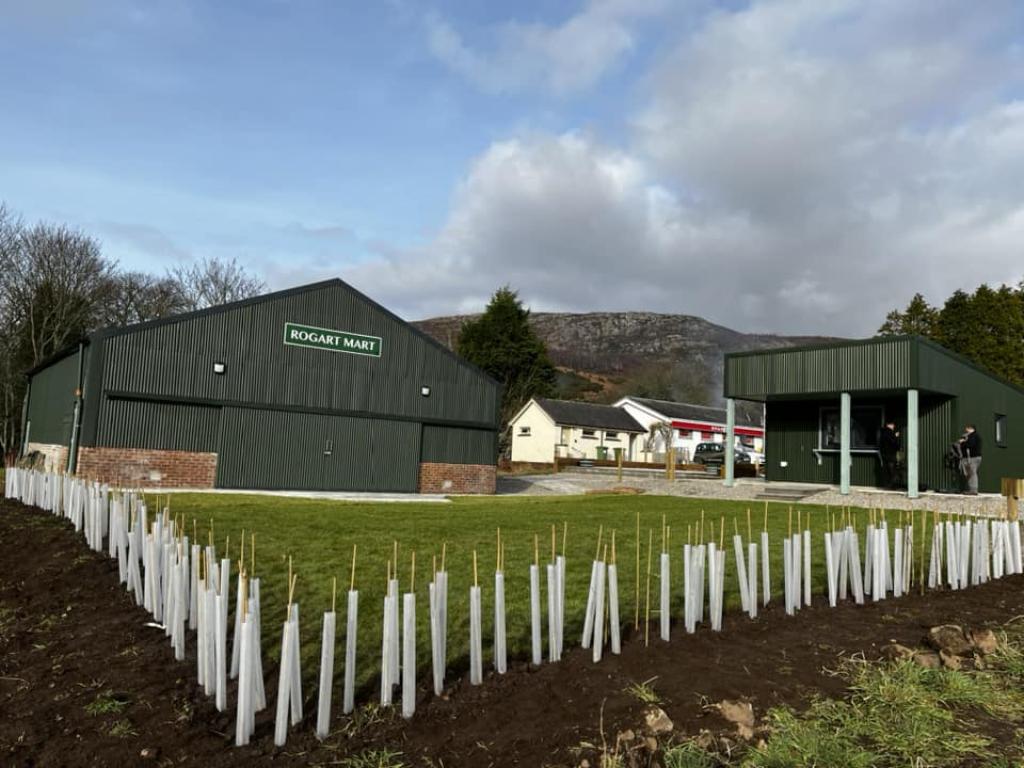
[724,335,1024,402]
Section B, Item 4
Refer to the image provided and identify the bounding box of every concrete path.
[498,471,1018,517]
[156,488,451,503]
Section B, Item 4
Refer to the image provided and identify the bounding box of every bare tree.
[101,271,189,327]
[170,256,265,311]
[0,205,23,457]
[0,212,115,456]
[0,221,114,366]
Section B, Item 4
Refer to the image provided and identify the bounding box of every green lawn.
[161,492,931,699]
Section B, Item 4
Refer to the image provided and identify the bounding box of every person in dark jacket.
[879,420,900,489]
[960,424,983,494]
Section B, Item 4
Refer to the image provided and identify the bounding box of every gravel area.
[498,469,1021,517]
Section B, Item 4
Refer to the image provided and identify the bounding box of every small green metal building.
[23,279,501,494]
[721,335,1024,496]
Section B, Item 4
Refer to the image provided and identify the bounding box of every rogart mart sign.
[283,322,382,358]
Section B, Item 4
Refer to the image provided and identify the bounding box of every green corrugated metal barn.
[22,279,501,494]
[722,336,1024,496]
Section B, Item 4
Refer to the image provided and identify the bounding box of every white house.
[615,396,764,463]
[510,397,647,463]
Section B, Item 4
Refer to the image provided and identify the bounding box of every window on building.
[518,426,531,437]
[819,406,883,450]
[701,431,715,440]
[996,414,1008,447]
[606,431,620,441]
[582,429,597,439]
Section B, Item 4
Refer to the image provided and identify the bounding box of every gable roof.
[27,278,499,390]
[622,396,763,428]
[533,398,645,432]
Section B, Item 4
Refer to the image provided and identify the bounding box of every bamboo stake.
[635,510,640,630]
[644,528,653,647]
[287,557,295,618]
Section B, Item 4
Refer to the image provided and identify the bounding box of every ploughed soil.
[3,497,1024,767]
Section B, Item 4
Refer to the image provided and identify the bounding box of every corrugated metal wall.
[69,280,500,491]
[421,425,496,465]
[765,399,885,486]
[731,337,1024,493]
[726,337,914,399]
[919,396,958,492]
[26,350,83,446]
[917,342,1024,493]
[216,407,421,492]
[96,398,220,452]
[96,282,499,428]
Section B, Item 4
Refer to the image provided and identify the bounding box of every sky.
[2,0,1023,336]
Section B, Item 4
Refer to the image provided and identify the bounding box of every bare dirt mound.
[3,499,1024,767]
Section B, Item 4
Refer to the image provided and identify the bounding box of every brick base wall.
[76,447,218,489]
[25,442,69,473]
[418,462,497,494]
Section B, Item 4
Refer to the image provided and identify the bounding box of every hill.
[414,312,837,406]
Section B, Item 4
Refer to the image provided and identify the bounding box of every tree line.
[0,203,264,459]
[878,284,1024,387]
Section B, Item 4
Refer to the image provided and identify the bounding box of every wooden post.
[1002,478,1022,521]
[617,449,623,483]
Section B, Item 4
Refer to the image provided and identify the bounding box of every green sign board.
[283,322,382,358]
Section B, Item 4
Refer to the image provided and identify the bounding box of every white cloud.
[354,0,1024,335]
[344,133,765,321]
[426,0,667,95]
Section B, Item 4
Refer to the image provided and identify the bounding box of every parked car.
[693,442,751,465]
[742,447,766,464]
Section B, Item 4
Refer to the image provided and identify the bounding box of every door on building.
[216,407,422,492]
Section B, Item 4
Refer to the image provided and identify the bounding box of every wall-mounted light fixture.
[420,385,431,397]
[213,362,226,375]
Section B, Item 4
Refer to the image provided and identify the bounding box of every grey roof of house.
[626,397,764,428]
[534,398,646,433]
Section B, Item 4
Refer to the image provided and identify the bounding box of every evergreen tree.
[457,287,557,447]
[936,284,1024,384]
[878,285,1024,387]
[877,293,939,336]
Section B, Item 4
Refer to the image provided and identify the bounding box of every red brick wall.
[418,462,496,494]
[76,447,218,489]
